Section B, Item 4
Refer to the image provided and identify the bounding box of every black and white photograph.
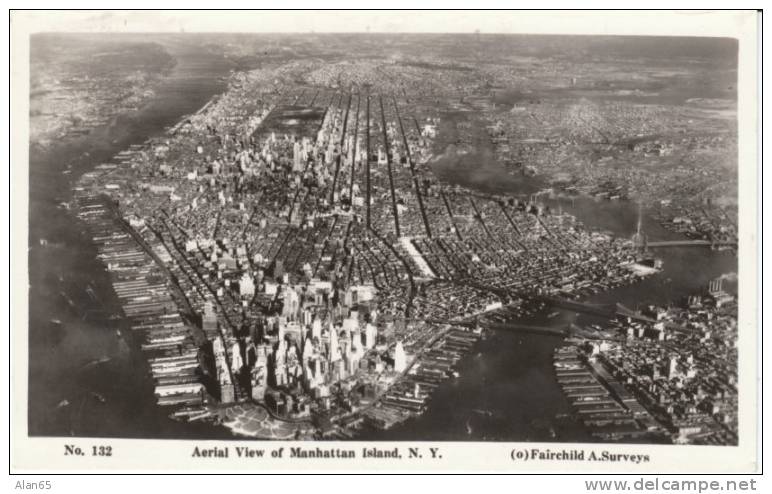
[9,9,761,474]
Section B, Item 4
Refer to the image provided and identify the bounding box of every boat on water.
[90,392,107,403]
[81,356,111,370]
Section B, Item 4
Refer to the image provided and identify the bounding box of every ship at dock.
[74,189,209,414]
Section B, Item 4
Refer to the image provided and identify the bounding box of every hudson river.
[29,37,235,438]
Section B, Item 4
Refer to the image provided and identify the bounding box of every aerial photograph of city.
[27,25,739,447]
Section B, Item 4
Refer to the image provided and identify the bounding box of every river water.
[29,37,737,442]
[28,37,236,438]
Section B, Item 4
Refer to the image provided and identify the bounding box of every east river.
[369,194,736,442]
[28,40,737,441]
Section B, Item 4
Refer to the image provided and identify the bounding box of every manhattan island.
[190,445,403,459]
[72,58,725,442]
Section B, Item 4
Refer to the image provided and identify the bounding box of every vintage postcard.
[9,9,760,473]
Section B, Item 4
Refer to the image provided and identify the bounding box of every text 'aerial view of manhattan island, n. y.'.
[29,32,739,448]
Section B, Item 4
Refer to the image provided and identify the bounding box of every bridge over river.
[426,295,694,338]
[536,296,656,323]
[422,277,667,339]
[645,239,736,248]
[428,269,704,340]
[422,317,570,336]
[446,277,655,323]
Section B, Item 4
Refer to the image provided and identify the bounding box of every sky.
[12,10,753,38]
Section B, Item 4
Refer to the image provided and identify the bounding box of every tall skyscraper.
[240,273,255,297]
[365,323,377,349]
[394,341,406,373]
